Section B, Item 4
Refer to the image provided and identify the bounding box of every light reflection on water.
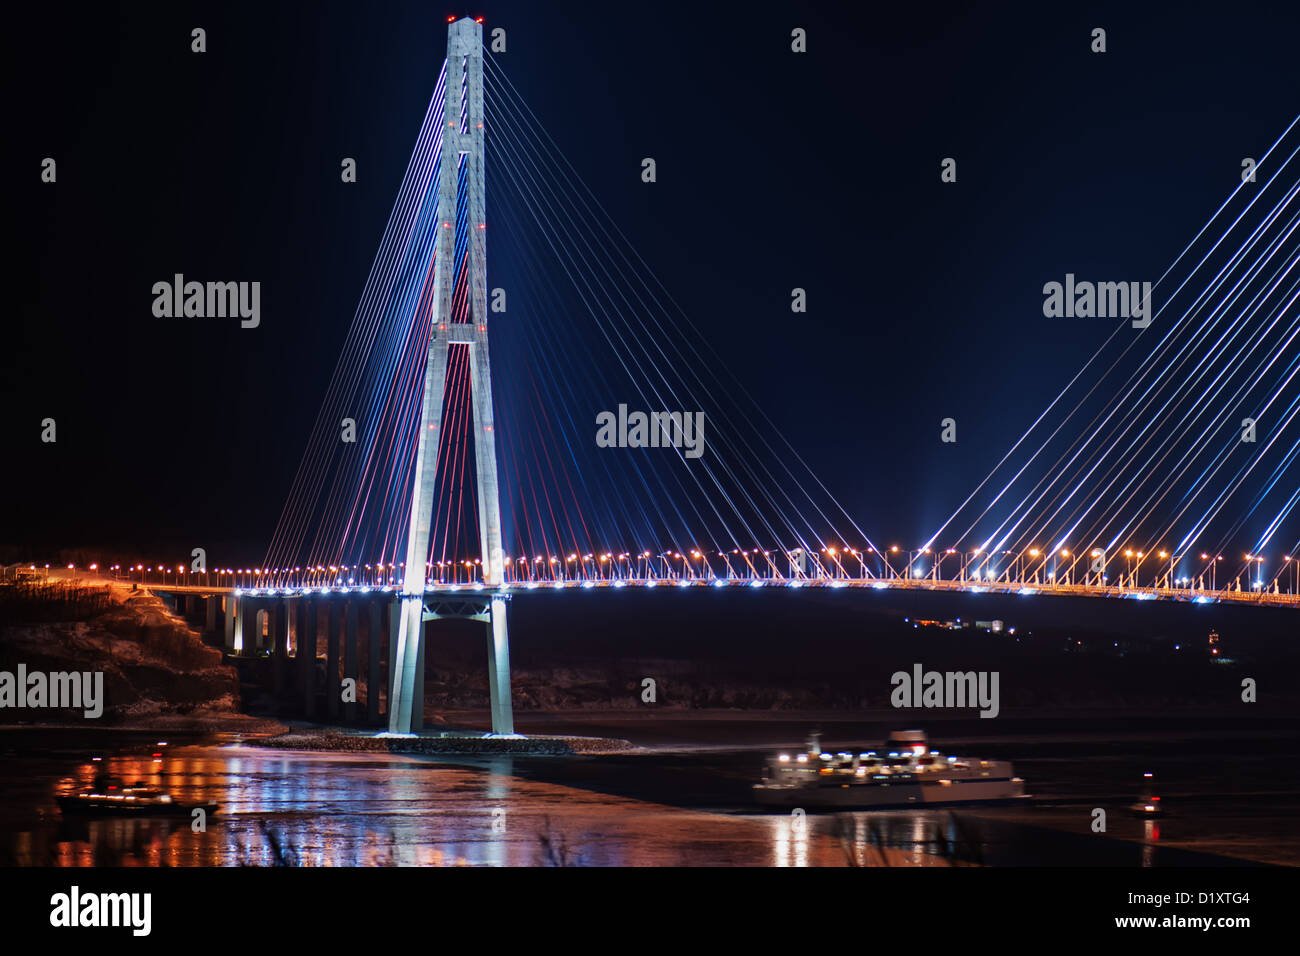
[5,745,967,867]
[11,735,1293,866]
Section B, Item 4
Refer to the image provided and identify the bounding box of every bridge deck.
[84,575,1299,608]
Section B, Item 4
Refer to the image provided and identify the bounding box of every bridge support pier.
[239,599,259,655]
[389,597,421,733]
[301,601,317,718]
[487,597,514,735]
[205,594,218,635]
[344,600,359,723]
[224,594,237,651]
[273,600,289,695]
[412,611,426,732]
[389,593,513,735]
[367,601,382,723]
[327,601,341,719]
[387,598,400,721]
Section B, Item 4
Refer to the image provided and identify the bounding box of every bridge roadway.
[102,573,1300,609]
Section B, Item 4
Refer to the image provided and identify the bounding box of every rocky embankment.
[0,581,277,731]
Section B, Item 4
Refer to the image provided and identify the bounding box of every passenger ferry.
[754,730,1027,808]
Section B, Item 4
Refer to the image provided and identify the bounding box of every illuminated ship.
[56,775,219,817]
[1129,771,1164,816]
[753,730,1027,808]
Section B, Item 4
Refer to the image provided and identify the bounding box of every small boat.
[1128,771,1164,816]
[754,729,1028,809]
[56,775,218,817]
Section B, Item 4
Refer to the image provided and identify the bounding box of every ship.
[753,729,1027,808]
[1128,771,1164,816]
[56,775,219,818]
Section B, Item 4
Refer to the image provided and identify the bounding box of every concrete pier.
[327,602,341,719]
[302,600,317,718]
[224,594,237,650]
[240,600,259,655]
[273,600,289,694]
[367,601,382,723]
[344,600,359,723]
[412,614,426,732]
[486,596,514,735]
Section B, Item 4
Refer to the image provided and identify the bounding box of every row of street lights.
[22,545,1300,596]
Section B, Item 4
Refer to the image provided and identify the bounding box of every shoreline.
[256,726,635,755]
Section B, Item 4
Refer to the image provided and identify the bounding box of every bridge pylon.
[388,16,514,736]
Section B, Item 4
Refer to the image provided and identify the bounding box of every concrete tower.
[388,16,514,735]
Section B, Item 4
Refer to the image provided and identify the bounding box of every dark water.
[1,717,1296,866]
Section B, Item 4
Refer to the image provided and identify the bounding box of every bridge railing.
[55,560,1300,609]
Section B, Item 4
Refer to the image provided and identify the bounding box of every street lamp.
[908,547,929,580]
[938,548,956,581]
[1247,554,1265,593]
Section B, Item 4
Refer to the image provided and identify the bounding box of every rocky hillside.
[0,581,242,726]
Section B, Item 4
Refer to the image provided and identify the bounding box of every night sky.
[6,0,1300,564]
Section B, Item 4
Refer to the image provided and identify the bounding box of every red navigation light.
[447,16,456,23]
[475,17,484,23]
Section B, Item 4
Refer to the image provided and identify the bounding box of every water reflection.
[3,744,981,867]
[1141,818,1159,868]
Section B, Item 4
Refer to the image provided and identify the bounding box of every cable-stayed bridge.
[138,19,1299,735]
